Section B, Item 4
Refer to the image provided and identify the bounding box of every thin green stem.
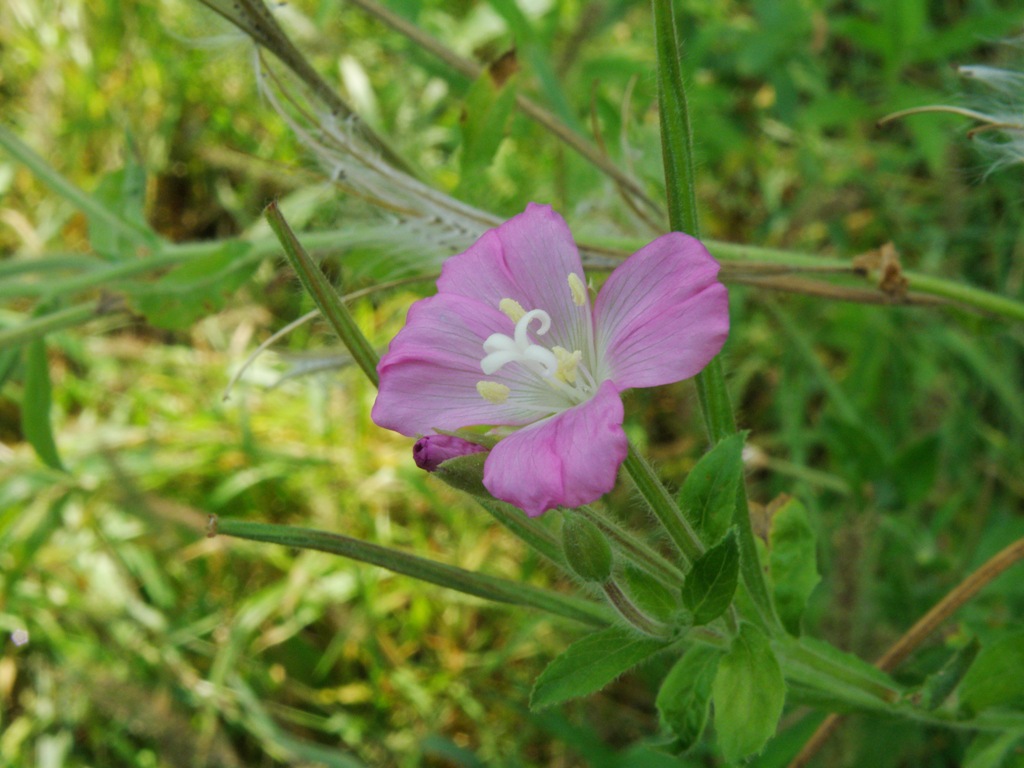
[602,580,669,637]
[622,443,703,566]
[477,499,567,568]
[652,0,781,633]
[265,202,380,388]
[0,299,120,353]
[210,517,612,628]
[652,0,700,239]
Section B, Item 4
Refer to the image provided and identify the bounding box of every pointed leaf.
[712,623,785,761]
[22,339,65,471]
[656,644,722,752]
[679,432,744,545]
[530,626,670,710]
[681,529,739,626]
[621,564,680,623]
[768,497,820,634]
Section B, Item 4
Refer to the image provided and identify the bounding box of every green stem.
[622,443,703,566]
[602,580,669,637]
[652,0,700,239]
[652,0,781,633]
[211,517,612,628]
[264,203,380,388]
[477,498,567,568]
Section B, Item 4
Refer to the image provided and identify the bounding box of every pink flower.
[371,204,729,516]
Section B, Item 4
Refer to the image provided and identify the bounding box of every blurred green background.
[1,0,1023,765]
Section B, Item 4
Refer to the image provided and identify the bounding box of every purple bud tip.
[413,434,487,472]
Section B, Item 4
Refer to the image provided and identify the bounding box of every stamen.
[499,298,526,323]
[568,273,587,307]
[477,381,511,404]
[552,346,582,384]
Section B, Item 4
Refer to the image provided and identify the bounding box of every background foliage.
[1,0,1023,765]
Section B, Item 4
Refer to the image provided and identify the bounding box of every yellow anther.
[498,298,526,323]
[552,346,583,384]
[568,273,587,307]
[477,380,511,404]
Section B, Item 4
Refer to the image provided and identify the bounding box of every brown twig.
[788,537,1024,768]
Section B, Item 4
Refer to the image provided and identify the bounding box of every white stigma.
[481,308,558,377]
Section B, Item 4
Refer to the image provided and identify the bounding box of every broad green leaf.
[959,632,1024,713]
[621,564,680,623]
[126,242,257,330]
[656,644,722,752]
[89,157,149,261]
[678,432,744,545]
[920,638,980,710]
[712,623,785,762]
[22,339,65,472]
[681,529,739,626]
[768,497,819,635]
[530,626,670,710]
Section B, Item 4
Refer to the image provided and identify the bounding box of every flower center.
[477,285,596,407]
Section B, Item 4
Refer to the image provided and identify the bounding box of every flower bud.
[432,453,490,498]
[561,514,613,583]
[413,434,487,472]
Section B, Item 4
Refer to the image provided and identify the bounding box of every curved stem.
[788,537,1024,768]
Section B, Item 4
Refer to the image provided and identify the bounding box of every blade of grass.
[0,125,154,247]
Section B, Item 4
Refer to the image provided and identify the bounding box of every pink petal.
[436,203,591,354]
[482,381,627,516]
[594,233,729,389]
[372,294,554,436]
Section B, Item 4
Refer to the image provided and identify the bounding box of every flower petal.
[482,380,627,516]
[372,294,562,436]
[594,233,729,389]
[436,203,592,355]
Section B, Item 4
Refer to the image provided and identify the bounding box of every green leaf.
[89,155,149,261]
[530,626,670,710]
[457,65,518,198]
[919,638,980,710]
[656,644,722,753]
[679,432,744,545]
[681,529,739,626]
[126,241,258,330]
[959,631,1024,714]
[768,497,819,635]
[22,339,65,472]
[620,564,680,624]
[712,623,785,762]
[964,730,1024,768]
